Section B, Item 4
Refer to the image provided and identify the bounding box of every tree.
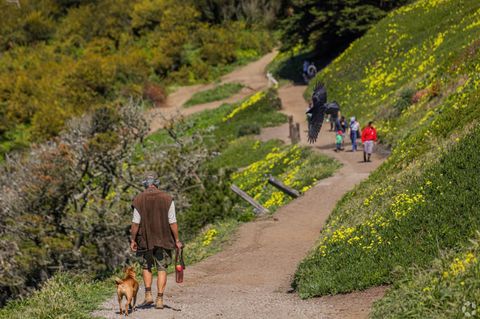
[193,0,289,26]
[280,0,410,54]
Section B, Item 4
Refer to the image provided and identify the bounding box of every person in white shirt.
[130,172,182,310]
[350,117,360,152]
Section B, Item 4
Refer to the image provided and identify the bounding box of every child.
[335,130,343,152]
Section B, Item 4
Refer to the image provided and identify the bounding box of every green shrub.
[0,273,111,319]
[393,87,415,113]
[0,0,277,145]
[23,11,54,44]
[236,123,260,136]
[280,0,409,53]
[205,137,284,171]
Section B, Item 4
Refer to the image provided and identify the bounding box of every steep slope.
[294,0,480,306]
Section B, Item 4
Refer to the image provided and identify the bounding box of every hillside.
[2,0,480,317]
[294,0,480,315]
[0,0,282,155]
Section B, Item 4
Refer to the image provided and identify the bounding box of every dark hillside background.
[280,0,412,55]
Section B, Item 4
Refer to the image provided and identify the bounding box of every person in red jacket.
[361,121,377,162]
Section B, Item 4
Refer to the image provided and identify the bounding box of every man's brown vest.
[132,188,175,250]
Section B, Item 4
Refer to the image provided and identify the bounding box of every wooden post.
[288,116,293,139]
[267,176,301,198]
[295,123,301,143]
[230,184,269,215]
[288,116,301,144]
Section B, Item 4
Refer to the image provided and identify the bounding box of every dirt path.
[95,56,388,319]
[147,51,278,133]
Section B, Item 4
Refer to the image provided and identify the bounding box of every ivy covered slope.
[294,0,480,303]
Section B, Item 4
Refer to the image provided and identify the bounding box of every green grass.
[292,0,480,302]
[0,273,111,319]
[205,137,284,171]
[372,234,480,319]
[183,82,244,107]
[147,89,288,149]
[295,125,480,297]
[183,218,241,265]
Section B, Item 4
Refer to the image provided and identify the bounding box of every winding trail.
[96,53,387,319]
[147,51,277,133]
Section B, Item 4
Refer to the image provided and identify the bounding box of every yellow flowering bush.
[202,228,218,247]
[232,145,339,211]
[223,91,267,122]
[316,192,425,258]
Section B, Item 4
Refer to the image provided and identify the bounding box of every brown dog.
[114,266,139,316]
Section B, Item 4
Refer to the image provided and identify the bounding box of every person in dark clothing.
[130,172,183,310]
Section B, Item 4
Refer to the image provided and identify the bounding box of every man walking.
[361,121,377,162]
[350,117,360,152]
[130,172,182,310]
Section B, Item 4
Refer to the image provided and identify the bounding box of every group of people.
[329,115,377,162]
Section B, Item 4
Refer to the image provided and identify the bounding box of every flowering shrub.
[232,145,339,211]
[202,228,218,247]
[223,91,267,122]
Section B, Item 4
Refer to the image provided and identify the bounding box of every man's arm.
[168,201,182,249]
[130,222,139,251]
[170,222,183,249]
[130,208,141,252]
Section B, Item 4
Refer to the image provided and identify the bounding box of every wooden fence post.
[288,116,293,139]
[289,119,300,144]
[267,176,301,198]
[230,184,269,215]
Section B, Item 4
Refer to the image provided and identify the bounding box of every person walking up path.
[361,121,377,162]
[130,172,183,310]
[350,117,360,152]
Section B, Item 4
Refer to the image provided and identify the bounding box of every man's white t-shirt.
[132,201,177,224]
